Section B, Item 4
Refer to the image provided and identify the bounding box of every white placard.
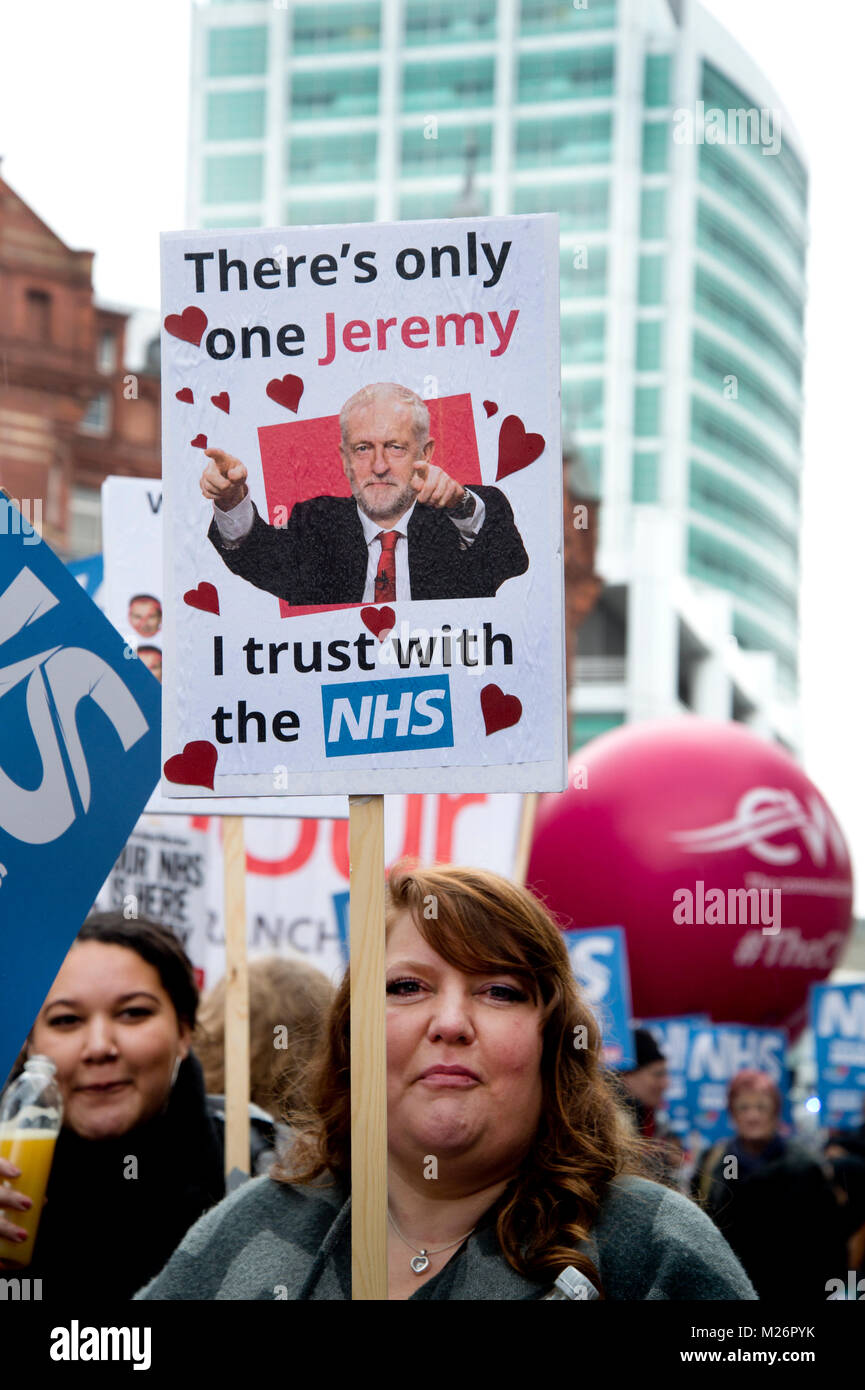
[160,216,565,796]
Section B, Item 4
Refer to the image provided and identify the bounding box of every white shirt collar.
[356,498,418,546]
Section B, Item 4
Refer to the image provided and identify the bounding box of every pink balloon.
[527,719,854,1036]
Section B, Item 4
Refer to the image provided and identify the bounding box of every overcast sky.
[1,1,862,908]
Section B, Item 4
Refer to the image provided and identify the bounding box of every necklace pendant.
[410,1253,430,1274]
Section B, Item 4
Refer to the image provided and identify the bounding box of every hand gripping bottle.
[0,1056,63,1267]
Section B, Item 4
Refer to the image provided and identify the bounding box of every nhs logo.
[322,675,454,757]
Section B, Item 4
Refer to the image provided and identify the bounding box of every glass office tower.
[188,0,807,748]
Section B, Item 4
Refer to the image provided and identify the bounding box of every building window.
[291,130,377,184]
[204,153,264,204]
[562,378,604,431]
[572,710,625,748]
[640,188,666,240]
[291,66,379,120]
[68,487,102,558]
[97,331,117,373]
[401,123,492,178]
[634,386,661,436]
[206,89,266,141]
[517,47,615,104]
[520,0,617,37]
[399,186,490,220]
[561,312,606,365]
[644,53,671,108]
[293,2,381,55]
[25,289,52,341]
[513,180,609,232]
[515,112,612,168]
[207,26,267,77]
[79,391,112,436]
[402,56,494,112]
[561,244,608,298]
[641,121,669,174]
[638,255,664,305]
[286,194,376,226]
[632,452,660,502]
[636,319,662,369]
[404,0,496,45]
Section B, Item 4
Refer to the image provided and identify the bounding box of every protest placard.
[562,927,635,1069]
[0,497,161,1085]
[685,1023,787,1144]
[159,215,565,798]
[810,981,865,1129]
[639,1016,709,1135]
[160,212,564,1294]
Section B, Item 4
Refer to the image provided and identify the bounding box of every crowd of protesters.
[1,869,862,1301]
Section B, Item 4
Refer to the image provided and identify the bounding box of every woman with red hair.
[695,1068,845,1299]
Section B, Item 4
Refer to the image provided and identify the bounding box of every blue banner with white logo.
[810,981,865,1130]
[321,673,454,758]
[685,1023,787,1145]
[562,926,634,1070]
[0,501,162,1085]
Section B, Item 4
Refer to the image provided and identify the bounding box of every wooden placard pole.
[512,793,539,888]
[222,815,250,1183]
[348,793,388,1300]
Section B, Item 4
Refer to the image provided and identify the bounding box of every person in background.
[823,1121,865,1282]
[194,956,335,1168]
[694,1068,847,1300]
[616,1028,669,1138]
[0,913,273,1299]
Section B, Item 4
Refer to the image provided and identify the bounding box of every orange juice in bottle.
[0,1056,63,1268]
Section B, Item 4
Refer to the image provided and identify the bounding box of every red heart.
[483,400,498,418]
[163,741,217,789]
[211,392,230,414]
[480,684,522,736]
[360,606,396,640]
[190,434,208,449]
[266,374,304,412]
[176,387,194,404]
[496,415,546,480]
[164,306,208,347]
[183,582,220,615]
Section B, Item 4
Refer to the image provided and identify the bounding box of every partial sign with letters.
[810,981,865,1129]
[562,926,635,1070]
[685,1023,787,1144]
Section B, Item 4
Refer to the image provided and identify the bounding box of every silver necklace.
[387,1207,476,1274]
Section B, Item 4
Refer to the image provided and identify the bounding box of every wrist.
[450,488,476,519]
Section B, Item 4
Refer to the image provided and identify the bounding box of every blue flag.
[0,501,162,1085]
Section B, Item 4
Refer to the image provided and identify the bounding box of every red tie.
[374,531,398,602]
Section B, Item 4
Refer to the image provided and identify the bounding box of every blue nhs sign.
[322,675,454,757]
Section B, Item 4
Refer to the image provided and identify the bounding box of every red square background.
[256,393,481,618]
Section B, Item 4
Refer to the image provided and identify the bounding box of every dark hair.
[76,912,199,1029]
[278,863,650,1291]
[136,644,162,656]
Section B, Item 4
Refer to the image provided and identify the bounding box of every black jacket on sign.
[22,1054,274,1302]
[695,1133,848,1300]
[207,488,529,605]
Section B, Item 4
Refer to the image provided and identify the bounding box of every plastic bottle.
[542,1265,600,1300]
[0,1056,63,1267]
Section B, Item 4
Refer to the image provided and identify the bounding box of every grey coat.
[134,1172,758,1301]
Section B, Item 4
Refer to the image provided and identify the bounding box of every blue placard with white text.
[810,982,865,1129]
[562,926,634,1069]
[0,501,162,1085]
[685,1023,787,1145]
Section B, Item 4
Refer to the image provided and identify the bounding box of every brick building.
[0,166,161,556]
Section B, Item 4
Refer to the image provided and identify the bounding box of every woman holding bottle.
[0,912,272,1300]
